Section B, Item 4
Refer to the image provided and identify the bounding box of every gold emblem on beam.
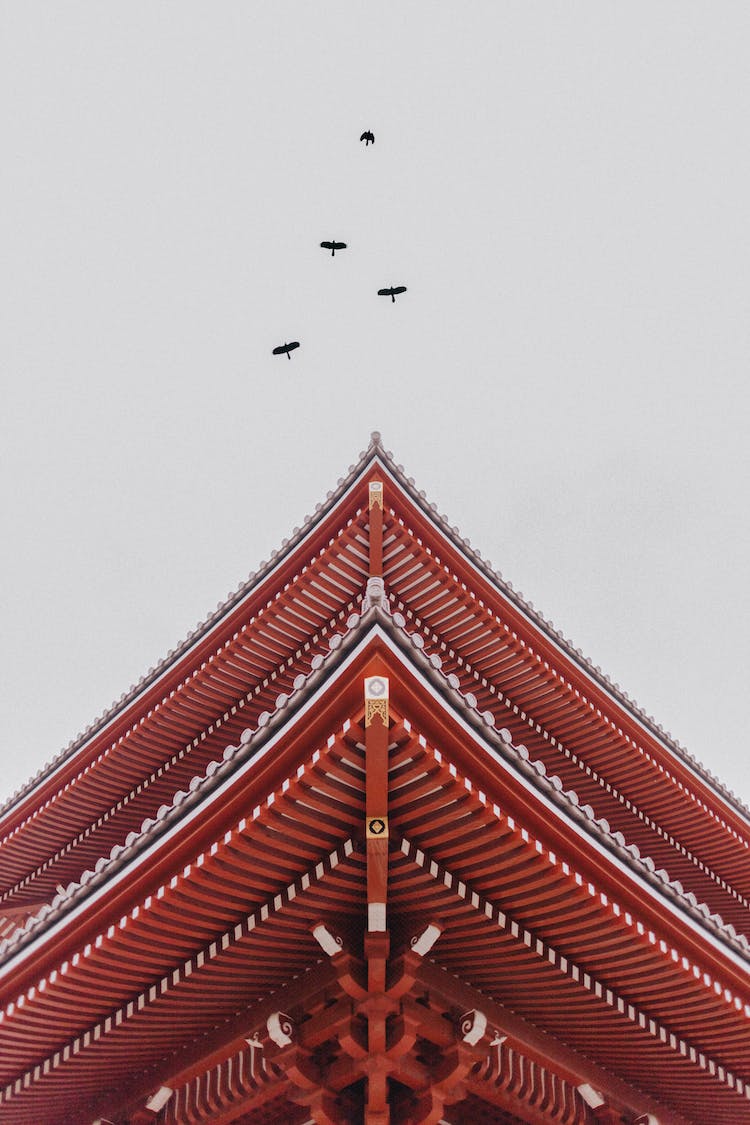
[369,481,384,510]
[366,816,389,838]
[364,675,389,727]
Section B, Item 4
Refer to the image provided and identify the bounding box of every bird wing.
[377,288,392,297]
[393,286,407,295]
[272,345,286,355]
[360,132,368,141]
[287,341,300,351]
[320,241,333,249]
[333,241,347,250]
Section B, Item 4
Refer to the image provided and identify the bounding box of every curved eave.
[2,611,746,991]
[2,436,747,914]
[1,615,747,1123]
[368,441,750,829]
[4,434,747,839]
[0,442,383,831]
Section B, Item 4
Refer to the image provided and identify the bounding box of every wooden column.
[369,481,384,578]
[364,673,391,1124]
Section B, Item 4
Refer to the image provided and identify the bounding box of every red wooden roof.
[0,438,747,1124]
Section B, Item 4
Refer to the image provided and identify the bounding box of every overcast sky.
[1,4,748,810]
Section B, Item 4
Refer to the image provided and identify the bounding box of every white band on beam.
[368,902,386,932]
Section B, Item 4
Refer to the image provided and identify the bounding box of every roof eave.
[3,605,746,983]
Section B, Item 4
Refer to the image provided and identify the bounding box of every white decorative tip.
[410,922,442,956]
[577,1084,605,1109]
[460,1008,488,1046]
[312,923,344,957]
[146,1087,174,1112]
[267,1012,294,1048]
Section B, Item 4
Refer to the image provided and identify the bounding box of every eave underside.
[2,473,749,955]
[1,672,747,1125]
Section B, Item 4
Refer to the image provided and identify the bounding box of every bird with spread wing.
[272,341,300,360]
[360,130,375,146]
[320,240,347,257]
[377,286,407,303]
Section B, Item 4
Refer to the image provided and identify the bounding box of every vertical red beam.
[369,481,384,578]
[364,673,391,1123]
[364,675,389,944]
[365,476,388,942]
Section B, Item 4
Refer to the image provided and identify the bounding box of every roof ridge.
[0,436,385,821]
[4,432,746,832]
[370,438,749,822]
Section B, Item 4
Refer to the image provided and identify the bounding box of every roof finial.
[370,431,382,447]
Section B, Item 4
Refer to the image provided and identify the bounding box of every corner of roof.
[4,435,746,834]
[366,445,750,824]
[0,441,385,823]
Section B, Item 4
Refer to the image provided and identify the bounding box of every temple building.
[0,434,748,1124]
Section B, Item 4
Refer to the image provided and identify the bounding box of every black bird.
[272,341,300,360]
[377,286,407,303]
[360,130,375,146]
[320,240,347,257]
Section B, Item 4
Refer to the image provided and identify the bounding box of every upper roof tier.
[1,435,748,943]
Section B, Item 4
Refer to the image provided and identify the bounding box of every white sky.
[1,4,748,809]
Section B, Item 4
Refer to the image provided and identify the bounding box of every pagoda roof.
[1,611,748,1122]
[1,443,749,1124]
[2,432,746,826]
[1,608,748,974]
[1,438,749,952]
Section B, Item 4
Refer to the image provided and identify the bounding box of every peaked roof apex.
[3,435,747,825]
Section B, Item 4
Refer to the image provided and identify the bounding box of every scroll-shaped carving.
[410,922,442,956]
[312,922,344,957]
[267,1011,294,1048]
[459,1008,488,1046]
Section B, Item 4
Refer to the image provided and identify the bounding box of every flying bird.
[272,341,300,360]
[320,240,347,256]
[377,286,407,303]
[360,130,375,146]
